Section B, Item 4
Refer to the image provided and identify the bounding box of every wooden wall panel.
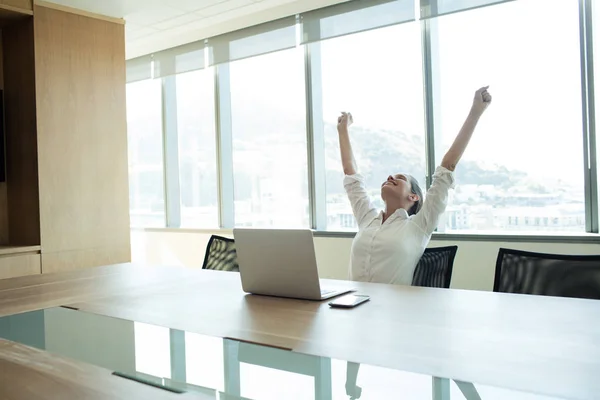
[34,6,130,271]
[41,245,130,274]
[34,1,123,25]
[2,18,41,246]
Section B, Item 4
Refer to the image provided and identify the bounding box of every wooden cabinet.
[0,0,32,23]
[0,0,32,12]
[0,5,129,278]
[0,248,41,279]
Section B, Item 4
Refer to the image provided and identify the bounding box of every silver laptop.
[233,228,352,301]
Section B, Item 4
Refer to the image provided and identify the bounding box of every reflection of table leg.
[454,380,482,400]
[224,340,240,396]
[432,377,450,400]
[345,362,362,399]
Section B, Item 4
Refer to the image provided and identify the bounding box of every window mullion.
[162,75,182,228]
[421,18,437,190]
[305,43,327,231]
[580,0,599,233]
[215,64,235,229]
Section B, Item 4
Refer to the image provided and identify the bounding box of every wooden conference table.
[0,263,599,399]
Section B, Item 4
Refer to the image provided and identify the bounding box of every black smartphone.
[329,294,370,308]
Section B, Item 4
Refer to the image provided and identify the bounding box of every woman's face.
[381,173,413,201]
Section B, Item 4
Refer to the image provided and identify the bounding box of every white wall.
[131,229,600,291]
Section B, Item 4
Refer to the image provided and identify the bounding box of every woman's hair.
[408,176,424,216]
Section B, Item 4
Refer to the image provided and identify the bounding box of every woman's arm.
[337,112,358,175]
[441,86,492,171]
[414,87,492,234]
[338,112,378,228]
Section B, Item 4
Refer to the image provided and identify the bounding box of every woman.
[342,87,491,398]
[338,86,492,285]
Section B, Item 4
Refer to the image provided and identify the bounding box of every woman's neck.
[383,200,407,222]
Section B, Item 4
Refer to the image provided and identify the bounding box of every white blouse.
[344,166,455,285]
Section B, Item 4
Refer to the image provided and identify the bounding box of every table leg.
[315,357,332,400]
[223,340,241,396]
[169,329,186,383]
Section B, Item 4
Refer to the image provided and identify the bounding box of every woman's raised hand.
[337,112,354,133]
[472,86,492,115]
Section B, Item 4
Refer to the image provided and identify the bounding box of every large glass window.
[126,0,600,236]
[318,23,426,231]
[593,0,600,223]
[229,48,309,228]
[126,79,165,227]
[431,0,585,233]
[176,69,219,228]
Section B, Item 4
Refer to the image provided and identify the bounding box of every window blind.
[153,41,206,78]
[126,55,152,83]
[299,0,415,45]
[207,16,297,66]
[420,0,517,19]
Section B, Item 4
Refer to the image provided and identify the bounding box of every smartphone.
[329,294,370,308]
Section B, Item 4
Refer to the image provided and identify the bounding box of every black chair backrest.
[412,246,458,288]
[494,248,600,300]
[202,235,239,272]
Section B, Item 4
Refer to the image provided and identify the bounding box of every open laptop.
[233,228,353,301]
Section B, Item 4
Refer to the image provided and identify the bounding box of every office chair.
[412,245,458,288]
[202,235,239,272]
[494,248,600,299]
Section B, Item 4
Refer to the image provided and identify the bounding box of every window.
[126,79,165,227]
[318,23,426,231]
[176,69,219,228]
[593,0,600,226]
[431,0,585,233]
[228,48,309,227]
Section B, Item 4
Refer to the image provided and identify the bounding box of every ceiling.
[45,0,348,59]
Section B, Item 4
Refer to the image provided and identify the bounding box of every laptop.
[233,228,353,301]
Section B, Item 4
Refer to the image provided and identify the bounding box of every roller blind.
[420,0,516,19]
[207,16,297,66]
[126,55,152,83]
[153,41,206,78]
[299,0,415,45]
